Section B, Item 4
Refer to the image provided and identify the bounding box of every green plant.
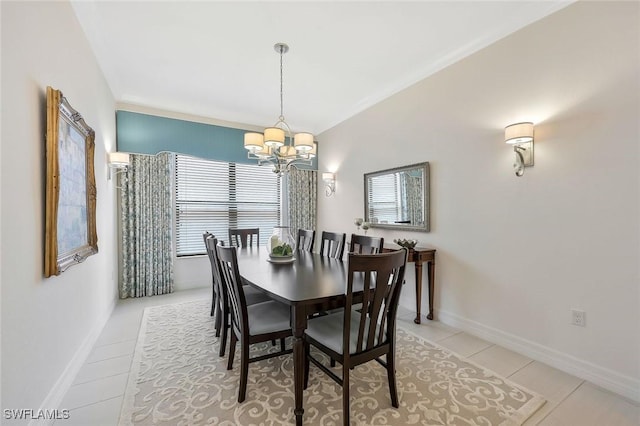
[271,243,293,256]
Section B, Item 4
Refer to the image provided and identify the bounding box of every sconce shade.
[108,152,130,168]
[244,132,264,152]
[322,172,336,196]
[264,127,285,147]
[505,122,534,144]
[322,172,335,182]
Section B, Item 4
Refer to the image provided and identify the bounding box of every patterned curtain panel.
[402,174,423,226]
[120,153,174,298]
[287,167,317,233]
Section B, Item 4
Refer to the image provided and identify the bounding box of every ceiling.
[71,1,572,135]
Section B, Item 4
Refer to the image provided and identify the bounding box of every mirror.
[364,162,430,232]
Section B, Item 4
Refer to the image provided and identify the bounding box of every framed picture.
[44,86,98,277]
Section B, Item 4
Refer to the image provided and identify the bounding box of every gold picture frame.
[44,86,98,277]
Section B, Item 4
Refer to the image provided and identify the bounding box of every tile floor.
[57,288,639,425]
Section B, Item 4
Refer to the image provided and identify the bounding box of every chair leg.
[211,292,216,317]
[227,333,237,370]
[330,358,336,368]
[238,341,250,403]
[219,306,229,357]
[271,339,276,346]
[342,365,350,426]
[280,337,286,351]
[214,296,221,337]
[219,320,228,357]
[387,350,399,408]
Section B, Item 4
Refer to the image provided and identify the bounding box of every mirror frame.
[364,162,430,232]
[44,86,98,277]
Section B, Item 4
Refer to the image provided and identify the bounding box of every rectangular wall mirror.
[364,162,430,232]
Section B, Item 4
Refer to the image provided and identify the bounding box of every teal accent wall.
[116,110,317,169]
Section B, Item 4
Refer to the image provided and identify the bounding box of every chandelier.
[244,43,315,175]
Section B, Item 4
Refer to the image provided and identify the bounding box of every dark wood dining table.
[236,247,354,426]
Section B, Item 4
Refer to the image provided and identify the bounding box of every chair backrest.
[229,228,259,248]
[350,234,384,254]
[345,249,408,355]
[319,231,346,259]
[204,233,226,306]
[203,231,215,271]
[297,229,316,252]
[216,243,248,338]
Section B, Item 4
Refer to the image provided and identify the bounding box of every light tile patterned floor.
[56,288,639,425]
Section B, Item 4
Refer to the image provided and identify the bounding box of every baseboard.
[29,298,117,426]
[173,280,209,292]
[436,308,640,403]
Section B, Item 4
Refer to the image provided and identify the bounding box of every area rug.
[119,300,544,426]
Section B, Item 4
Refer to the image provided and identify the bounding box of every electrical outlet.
[571,309,586,327]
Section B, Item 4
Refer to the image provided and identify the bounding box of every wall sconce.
[505,122,534,177]
[107,152,130,180]
[322,172,336,196]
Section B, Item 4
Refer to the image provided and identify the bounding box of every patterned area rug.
[119,300,544,425]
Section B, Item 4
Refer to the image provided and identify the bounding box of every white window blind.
[367,173,401,223]
[175,154,281,256]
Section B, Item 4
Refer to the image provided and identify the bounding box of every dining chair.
[319,231,346,259]
[228,228,260,248]
[296,229,316,252]
[216,243,293,403]
[203,231,222,320]
[204,234,272,357]
[303,249,408,426]
[349,233,384,254]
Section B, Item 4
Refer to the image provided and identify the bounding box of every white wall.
[317,2,639,400]
[1,1,118,416]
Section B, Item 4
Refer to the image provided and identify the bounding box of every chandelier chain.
[279,45,284,120]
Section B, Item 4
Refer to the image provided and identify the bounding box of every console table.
[383,245,436,323]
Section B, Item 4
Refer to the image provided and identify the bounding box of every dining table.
[236,247,357,426]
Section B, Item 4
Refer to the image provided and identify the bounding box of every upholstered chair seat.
[247,301,291,336]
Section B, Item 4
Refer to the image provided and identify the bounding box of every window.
[366,173,402,224]
[175,154,281,256]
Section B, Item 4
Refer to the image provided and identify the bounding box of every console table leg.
[414,262,423,324]
[427,261,434,320]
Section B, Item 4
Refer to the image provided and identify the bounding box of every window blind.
[175,154,281,256]
[367,173,400,223]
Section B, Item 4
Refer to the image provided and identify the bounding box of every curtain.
[402,173,423,226]
[287,167,317,233]
[120,153,174,298]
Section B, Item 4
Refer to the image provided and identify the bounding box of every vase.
[267,226,296,257]
[361,222,370,235]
